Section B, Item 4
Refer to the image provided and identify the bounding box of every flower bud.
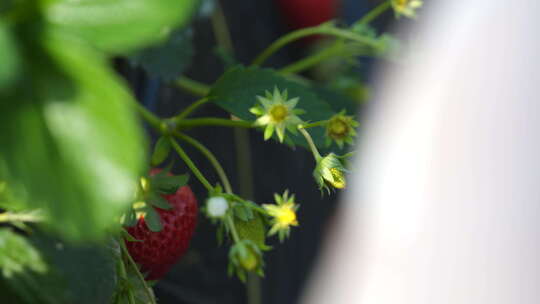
[206,196,229,218]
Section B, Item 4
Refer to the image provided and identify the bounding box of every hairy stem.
[176,76,211,97]
[298,127,322,160]
[173,97,212,121]
[0,210,43,223]
[174,117,254,129]
[226,214,241,243]
[301,120,328,129]
[120,240,156,304]
[252,23,381,66]
[132,102,165,132]
[169,138,214,192]
[173,132,233,194]
[279,42,345,74]
[356,0,392,26]
[117,255,136,304]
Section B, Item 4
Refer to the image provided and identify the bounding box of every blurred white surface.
[301,0,540,303]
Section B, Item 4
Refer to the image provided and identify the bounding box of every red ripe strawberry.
[275,0,340,42]
[125,169,197,280]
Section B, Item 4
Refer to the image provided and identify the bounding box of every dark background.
[119,1,393,303]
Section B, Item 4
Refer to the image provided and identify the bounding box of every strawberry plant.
[0,0,421,303]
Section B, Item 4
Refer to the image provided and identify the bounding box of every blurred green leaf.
[1,232,117,304]
[0,229,47,278]
[312,87,359,116]
[0,32,146,241]
[0,21,21,91]
[210,66,336,149]
[44,0,199,54]
[129,28,194,81]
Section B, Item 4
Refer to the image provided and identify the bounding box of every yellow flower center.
[329,119,349,139]
[329,168,346,189]
[276,207,297,227]
[269,105,288,122]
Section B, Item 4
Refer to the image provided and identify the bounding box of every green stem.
[226,214,241,243]
[251,23,380,66]
[298,127,322,160]
[120,240,156,304]
[173,132,233,194]
[133,102,165,132]
[118,245,137,304]
[169,138,214,192]
[173,97,212,121]
[174,117,253,129]
[252,27,320,66]
[0,210,43,223]
[210,4,262,304]
[302,120,328,129]
[279,42,344,74]
[176,76,211,97]
[356,1,392,26]
[211,0,235,53]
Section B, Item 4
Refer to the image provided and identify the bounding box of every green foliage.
[0,32,146,241]
[147,192,172,210]
[150,171,189,194]
[129,28,194,81]
[144,207,163,232]
[0,229,46,278]
[1,231,117,304]
[210,66,336,148]
[44,0,199,55]
[0,22,21,91]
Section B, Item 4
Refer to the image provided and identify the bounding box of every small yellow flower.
[314,153,348,193]
[263,190,299,241]
[250,87,305,142]
[392,0,423,18]
[325,111,358,148]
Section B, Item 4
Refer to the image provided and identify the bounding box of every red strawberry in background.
[125,169,198,280]
[275,0,340,43]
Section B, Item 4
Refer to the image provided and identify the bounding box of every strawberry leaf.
[144,207,163,232]
[44,0,199,55]
[123,208,138,227]
[150,174,189,194]
[150,136,171,167]
[147,192,172,210]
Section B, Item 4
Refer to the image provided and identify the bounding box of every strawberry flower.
[250,87,305,143]
[391,0,423,18]
[313,153,347,193]
[263,190,299,242]
[325,111,358,148]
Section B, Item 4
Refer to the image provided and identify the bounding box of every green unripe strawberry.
[235,214,267,249]
[239,248,258,271]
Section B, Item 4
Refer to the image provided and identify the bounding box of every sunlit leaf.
[44,0,199,54]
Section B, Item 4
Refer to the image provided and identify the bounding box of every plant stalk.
[356,0,392,26]
[120,240,157,304]
[174,117,253,130]
[299,127,322,160]
[169,138,214,192]
[173,97,212,121]
[251,23,381,66]
[176,76,211,97]
[173,132,233,194]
